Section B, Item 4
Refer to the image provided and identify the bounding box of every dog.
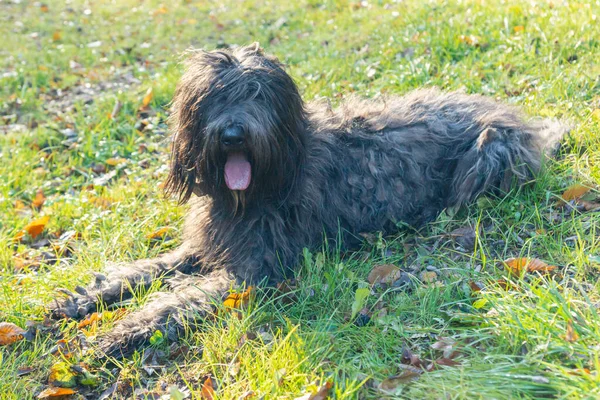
[50,43,568,357]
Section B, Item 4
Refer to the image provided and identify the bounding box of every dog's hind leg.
[96,268,234,358]
[449,118,569,207]
[50,247,200,320]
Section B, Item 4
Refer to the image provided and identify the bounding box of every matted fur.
[49,43,568,357]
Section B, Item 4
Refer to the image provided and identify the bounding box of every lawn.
[1,0,600,398]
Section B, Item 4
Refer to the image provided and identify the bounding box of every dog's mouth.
[224,152,251,191]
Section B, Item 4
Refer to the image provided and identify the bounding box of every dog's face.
[166,44,307,211]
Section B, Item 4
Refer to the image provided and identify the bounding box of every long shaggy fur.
[49,43,569,357]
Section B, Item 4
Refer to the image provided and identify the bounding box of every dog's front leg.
[50,247,199,320]
[97,268,234,358]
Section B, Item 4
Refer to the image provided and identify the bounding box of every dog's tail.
[449,118,570,207]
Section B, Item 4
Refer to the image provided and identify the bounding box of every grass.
[1,0,600,398]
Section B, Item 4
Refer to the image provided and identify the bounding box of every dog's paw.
[49,287,97,320]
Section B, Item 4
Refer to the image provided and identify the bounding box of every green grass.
[1,0,600,398]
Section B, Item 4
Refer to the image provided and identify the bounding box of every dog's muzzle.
[221,126,251,191]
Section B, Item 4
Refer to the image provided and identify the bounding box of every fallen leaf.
[563,320,579,343]
[48,361,77,388]
[37,387,75,398]
[14,199,26,210]
[52,31,61,41]
[152,6,168,16]
[591,109,600,122]
[105,157,126,166]
[513,25,525,33]
[77,313,100,329]
[146,227,170,240]
[561,184,590,201]
[16,215,50,240]
[142,87,153,108]
[294,381,333,400]
[223,287,253,309]
[32,189,46,210]
[351,287,370,320]
[0,322,26,345]
[468,280,483,292]
[367,264,401,284]
[201,376,215,400]
[379,369,422,391]
[420,271,437,283]
[503,257,556,275]
[435,358,461,367]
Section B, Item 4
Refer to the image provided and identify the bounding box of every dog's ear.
[245,42,264,54]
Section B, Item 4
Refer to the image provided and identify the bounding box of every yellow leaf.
[503,257,557,275]
[0,322,25,346]
[52,31,61,41]
[37,387,75,399]
[105,157,126,166]
[561,184,590,201]
[563,320,579,343]
[152,6,168,16]
[513,25,525,33]
[32,189,46,210]
[142,87,153,107]
[367,264,401,284]
[146,227,170,239]
[591,109,600,121]
[473,298,488,309]
[77,312,100,329]
[48,361,77,388]
[16,215,50,240]
[223,287,253,309]
[14,199,25,210]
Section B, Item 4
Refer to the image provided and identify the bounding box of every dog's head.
[166,43,307,211]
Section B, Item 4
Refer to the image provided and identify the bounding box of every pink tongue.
[224,153,251,191]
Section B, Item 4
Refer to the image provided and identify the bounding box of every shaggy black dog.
[50,43,568,357]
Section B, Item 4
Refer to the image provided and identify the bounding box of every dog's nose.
[221,126,245,148]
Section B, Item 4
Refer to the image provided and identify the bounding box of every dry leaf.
[152,6,168,16]
[37,387,75,399]
[435,357,461,367]
[21,215,50,240]
[367,264,401,284]
[295,381,333,400]
[503,258,557,275]
[0,322,26,345]
[105,157,126,166]
[420,271,437,283]
[77,313,100,329]
[201,376,215,400]
[40,4,49,12]
[561,184,590,201]
[142,87,153,108]
[14,199,26,210]
[513,25,525,33]
[33,189,46,210]
[223,287,253,309]
[468,280,482,292]
[52,31,61,41]
[146,227,170,240]
[379,369,422,391]
[563,320,579,343]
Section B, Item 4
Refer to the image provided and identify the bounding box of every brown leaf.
[379,369,422,391]
[367,264,401,285]
[468,280,483,292]
[0,322,26,346]
[52,31,61,41]
[37,387,75,399]
[561,184,590,201]
[563,320,579,343]
[33,189,46,210]
[513,25,525,33]
[223,287,253,309]
[435,358,461,367]
[294,381,333,400]
[420,271,437,283]
[201,376,215,400]
[503,258,557,275]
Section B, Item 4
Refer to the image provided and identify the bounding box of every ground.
[1,0,600,399]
